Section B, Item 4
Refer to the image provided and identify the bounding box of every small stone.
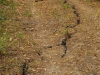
[32,69,36,72]
[9,37,13,41]
[54,62,57,64]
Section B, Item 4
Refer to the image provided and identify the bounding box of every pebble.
[54,62,57,64]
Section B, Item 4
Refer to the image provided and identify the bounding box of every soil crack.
[22,62,28,75]
[61,1,81,58]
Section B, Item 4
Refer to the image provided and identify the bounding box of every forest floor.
[0,0,100,75]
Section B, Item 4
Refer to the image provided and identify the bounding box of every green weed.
[36,49,42,56]
[23,11,32,17]
[65,25,69,35]
[0,32,10,52]
[63,4,70,9]
[65,28,69,35]
[0,0,17,9]
[32,41,36,45]
[9,0,17,9]
[59,31,63,34]
[0,0,17,24]
[52,9,57,16]
[16,33,25,39]
[0,8,7,23]
[0,0,9,5]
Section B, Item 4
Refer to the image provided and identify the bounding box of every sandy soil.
[0,0,100,75]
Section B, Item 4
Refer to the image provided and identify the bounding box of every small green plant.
[59,31,63,34]
[9,0,16,9]
[23,11,32,17]
[0,32,10,52]
[65,25,69,34]
[0,0,17,24]
[0,0,17,9]
[65,28,69,35]
[65,26,71,39]
[32,41,36,45]
[0,8,7,23]
[0,0,17,54]
[52,9,57,16]
[63,4,70,9]
[36,49,42,56]
[0,0,9,5]
[16,33,25,39]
